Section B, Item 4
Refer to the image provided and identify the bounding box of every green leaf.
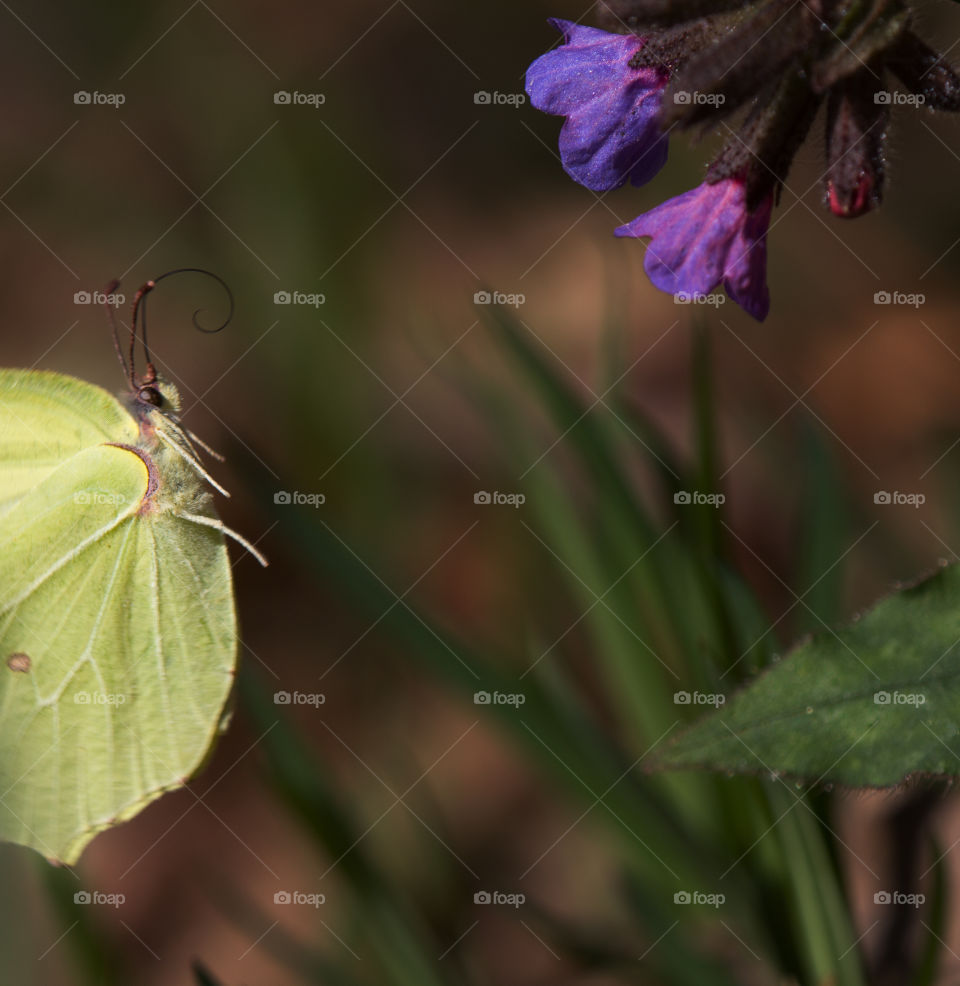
[655,563,960,787]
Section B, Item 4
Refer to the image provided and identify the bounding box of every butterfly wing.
[0,368,137,511]
[0,370,236,863]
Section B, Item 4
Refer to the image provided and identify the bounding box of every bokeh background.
[3,1,960,983]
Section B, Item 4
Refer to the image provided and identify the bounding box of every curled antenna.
[126,268,234,389]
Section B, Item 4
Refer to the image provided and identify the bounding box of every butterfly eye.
[139,386,163,407]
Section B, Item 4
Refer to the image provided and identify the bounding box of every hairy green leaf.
[656,564,960,787]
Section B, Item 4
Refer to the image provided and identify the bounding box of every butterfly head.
[129,363,182,419]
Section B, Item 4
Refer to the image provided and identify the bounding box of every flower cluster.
[526,4,960,320]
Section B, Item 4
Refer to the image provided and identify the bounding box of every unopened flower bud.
[825,69,887,218]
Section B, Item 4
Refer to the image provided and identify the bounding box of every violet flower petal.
[526,19,670,191]
[616,178,772,320]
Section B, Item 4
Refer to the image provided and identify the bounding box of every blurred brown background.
[3,1,960,983]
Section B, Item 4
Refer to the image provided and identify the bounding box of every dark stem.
[869,786,946,985]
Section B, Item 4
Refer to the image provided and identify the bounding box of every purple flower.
[525,19,670,192]
[615,177,773,321]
